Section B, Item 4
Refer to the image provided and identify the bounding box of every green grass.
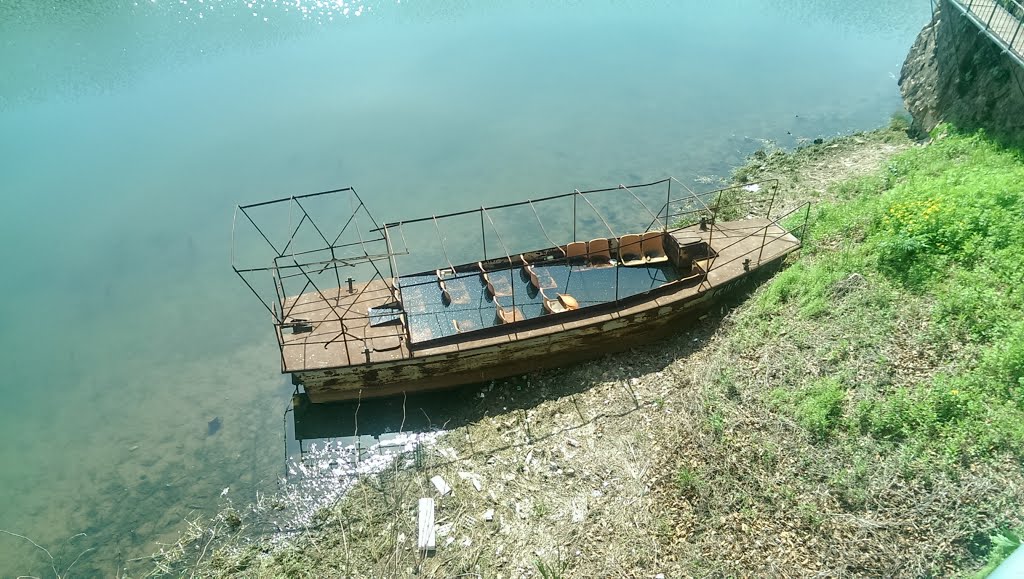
[673,467,703,498]
[772,377,847,439]
[535,556,568,579]
[975,528,1023,578]
[757,126,1024,461]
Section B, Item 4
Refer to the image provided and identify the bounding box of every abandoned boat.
[232,178,807,403]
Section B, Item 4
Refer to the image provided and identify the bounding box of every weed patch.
[974,528,1024,578]
[651,126,1024,577]
[759,127,1024,459]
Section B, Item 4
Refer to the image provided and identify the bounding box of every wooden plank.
[417,497,436,552]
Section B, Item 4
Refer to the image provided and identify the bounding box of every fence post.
[1011,14,1023,49]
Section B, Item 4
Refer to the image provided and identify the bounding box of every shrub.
[974,528,1023,578]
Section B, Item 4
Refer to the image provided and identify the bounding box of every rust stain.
[290,224,799,403]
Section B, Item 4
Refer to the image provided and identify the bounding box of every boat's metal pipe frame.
[232,186,396,358]
[572,190,578,242]
[700,202,811,273]
[757,181,780,266]
[665,178,672,234]
[481,206,518,313]
[619,183,665,232]
[233,178,804,356]
[375,178,673,231]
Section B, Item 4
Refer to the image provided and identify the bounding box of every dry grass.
[164,125,1024,578]
[732,123,917,216]
[648,303,1024,576]
[181,292,1024,576]
[241,347,701,577]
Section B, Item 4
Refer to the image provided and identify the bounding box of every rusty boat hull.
[232,178,807,404]
[294,258,779,403]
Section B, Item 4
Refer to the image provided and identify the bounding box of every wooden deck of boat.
[279,217,799,373]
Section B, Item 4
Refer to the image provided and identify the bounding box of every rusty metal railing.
[948,0,1024,69]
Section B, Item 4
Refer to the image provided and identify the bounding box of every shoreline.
[141,121,992,577]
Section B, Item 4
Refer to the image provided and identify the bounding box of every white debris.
[277,431,447,536]
[515,501,527,519]
[431,475,452,496]
[458,471,483,491]
[378,435,414,449]
[418,498,435,552]
[571,500,588,523]
[436,522,453,537]
[483,508,495,522]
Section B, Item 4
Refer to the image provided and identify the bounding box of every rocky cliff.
[900,0,1024,141]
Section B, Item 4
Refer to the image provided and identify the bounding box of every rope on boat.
[480,206,519,311]
[618,183,665,232]
[575,189,617,239]
[527,199,564,255]
[431,214,457,275]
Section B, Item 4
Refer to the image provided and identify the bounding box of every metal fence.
[948,0,1024,68]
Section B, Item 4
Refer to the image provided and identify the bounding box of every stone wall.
[900,0,1024,141]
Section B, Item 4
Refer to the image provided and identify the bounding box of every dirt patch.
[730,124,916,216]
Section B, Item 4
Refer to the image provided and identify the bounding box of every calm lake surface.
[1,0,927,574]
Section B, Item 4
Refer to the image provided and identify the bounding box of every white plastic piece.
[417,498,435,552]
[431,475,452,496]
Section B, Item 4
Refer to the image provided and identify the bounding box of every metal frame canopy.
[229,177,787,311]
[231,187,397,337]
[374,177,787,306]
[376,178,683,280]
[231,178,800,363]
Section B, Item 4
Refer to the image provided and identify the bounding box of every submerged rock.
[207,416,222,436]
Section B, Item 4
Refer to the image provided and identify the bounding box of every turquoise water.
[0,0,927,574]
